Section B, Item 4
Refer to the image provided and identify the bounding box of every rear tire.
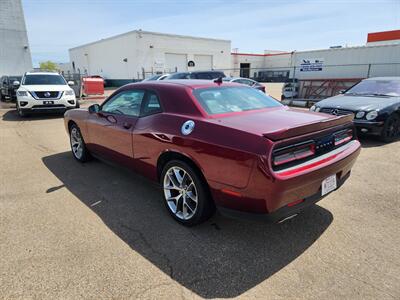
[161,160,215,226]
[69,124,91,162]
[380,114,400,143]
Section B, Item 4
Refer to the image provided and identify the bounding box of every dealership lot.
[0,104,399,299]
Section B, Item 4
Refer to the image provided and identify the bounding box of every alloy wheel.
[163,166,198,220]
[70,127,83,159]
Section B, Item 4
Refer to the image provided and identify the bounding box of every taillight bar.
[273,141,315,166]
[334,129,353,146]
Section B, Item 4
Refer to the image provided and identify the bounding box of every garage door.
[165,53,187,72]
[194,55,213,70]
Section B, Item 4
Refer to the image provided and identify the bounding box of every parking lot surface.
[0,104,399,299]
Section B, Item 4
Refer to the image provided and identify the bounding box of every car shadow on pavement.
[1,109,64,121]
[42,152,333,298]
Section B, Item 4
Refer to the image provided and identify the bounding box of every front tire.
[161,160,215,226]
[69,124,91,162]
[380,114,400,143]
[16,101,28,117]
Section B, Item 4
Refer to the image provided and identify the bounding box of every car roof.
[25,72,60,76]
[124,79,243,90]
[364,77,400,81]
[172,70,224,75]
[223,77,253,80]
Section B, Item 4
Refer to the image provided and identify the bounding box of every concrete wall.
[0,0,32,76]
[230,54,265,77]
[69,30,231,79]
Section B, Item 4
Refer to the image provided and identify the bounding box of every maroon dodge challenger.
[64,80,361,225]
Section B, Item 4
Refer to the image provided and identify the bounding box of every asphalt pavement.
[0,106,399,299]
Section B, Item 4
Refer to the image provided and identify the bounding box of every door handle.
[123,122,132,129]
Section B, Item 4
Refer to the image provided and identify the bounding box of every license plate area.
[43,101,54,105]
[321,174,337,196]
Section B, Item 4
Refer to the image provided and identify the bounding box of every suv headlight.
[355,111,365,119]
[315,106,321,112]
[17,91,28,97]
[365,111,378,120]
[310,105,316,111]
[65,90,75,96]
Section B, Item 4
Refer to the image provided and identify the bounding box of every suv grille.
[319,108,354,116]
[31,91,62,99]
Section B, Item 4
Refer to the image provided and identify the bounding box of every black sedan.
[311,77,400,142]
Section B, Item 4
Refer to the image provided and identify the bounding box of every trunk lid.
[207,107,353,140]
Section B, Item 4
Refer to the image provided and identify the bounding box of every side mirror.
[338,90,346,94]
[68,81,75,86]
[13,81,20,87]
[88,104,100,114]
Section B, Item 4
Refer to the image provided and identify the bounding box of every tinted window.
[23,75,66,85]
[141,92,162,116]
[195,72,225,80]
[345,80,400,97]
[195,73,213,79]
[9,76,21,82]
[194,86,282,115]
[102,90,145,117]
[167,73,190,79]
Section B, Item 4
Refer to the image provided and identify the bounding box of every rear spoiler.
[263,114,354,141]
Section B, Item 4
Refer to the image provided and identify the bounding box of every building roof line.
[231,52,292,57]
[69,30,231,51]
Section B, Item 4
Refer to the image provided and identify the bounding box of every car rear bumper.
[218,171,350,223]
[211,140,361,219]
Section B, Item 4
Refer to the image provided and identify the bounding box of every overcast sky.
[22,0,400,66]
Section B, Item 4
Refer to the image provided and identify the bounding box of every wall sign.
[300,58,324,72]
[188,60,195,67]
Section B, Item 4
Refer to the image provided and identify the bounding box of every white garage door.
[194,55,213,70]
[165,53,187,72]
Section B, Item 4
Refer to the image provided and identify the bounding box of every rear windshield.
[23,75,66,85]
[194,86,282,115]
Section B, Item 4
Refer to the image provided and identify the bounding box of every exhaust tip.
[278,214,298,223]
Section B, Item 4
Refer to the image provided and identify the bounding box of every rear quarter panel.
[133,113,266,189]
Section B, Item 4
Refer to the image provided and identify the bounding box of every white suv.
[16,71,78,117]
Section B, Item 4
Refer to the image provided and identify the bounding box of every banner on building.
[300,58,324,72]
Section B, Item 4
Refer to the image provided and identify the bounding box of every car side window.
[236,79,253,86]
[101,90,145,117]
[195,73,212,80]
[141,91,162,116]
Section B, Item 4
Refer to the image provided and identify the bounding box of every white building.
[0,0,32,76]
[69,30,231,80]
[232,30,400,81]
